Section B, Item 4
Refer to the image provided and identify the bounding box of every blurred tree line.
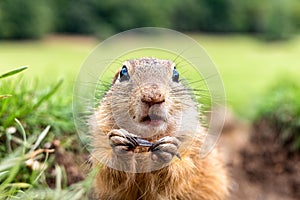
[0,0,300,40]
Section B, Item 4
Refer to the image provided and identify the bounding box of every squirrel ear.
[112,70,120,84]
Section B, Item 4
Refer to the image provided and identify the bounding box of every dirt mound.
[46,140,89,187]
[219,110,300,200]
[241,119,300,199]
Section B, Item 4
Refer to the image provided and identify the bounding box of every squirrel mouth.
[140,114,165,126]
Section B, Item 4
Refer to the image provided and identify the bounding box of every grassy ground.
[1,34,299,118]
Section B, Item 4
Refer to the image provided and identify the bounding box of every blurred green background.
[1,0,299,117]
[0,0,300,199]
[1,0,300,40]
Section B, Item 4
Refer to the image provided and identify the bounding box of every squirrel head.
[106,57,199,139]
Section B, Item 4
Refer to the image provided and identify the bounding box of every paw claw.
[108,129,139,154]
[175,152,181,160]
[149,136,181,163]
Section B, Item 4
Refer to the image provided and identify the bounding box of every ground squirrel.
[89,57,228,199]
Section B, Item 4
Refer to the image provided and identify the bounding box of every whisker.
[172,45,194,64]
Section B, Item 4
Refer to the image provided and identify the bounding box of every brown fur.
[89,58,228,199]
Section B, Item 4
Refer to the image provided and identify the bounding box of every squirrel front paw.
[148,136,181,164]
[108,129,138,156]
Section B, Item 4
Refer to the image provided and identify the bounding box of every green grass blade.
[0,157,22,172]
[0,66,28,79]
[14,119,27,155]
[5,131,13,153]
[31,125,51,151]
[0,171,9,180]
[32,79,63,110]
[0,94,12,100]
[55,165,62,191]
[33,151,50,184]
[0,158,22,191]
[7,182,31,189]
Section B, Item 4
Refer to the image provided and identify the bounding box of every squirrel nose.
[141,84,165,107]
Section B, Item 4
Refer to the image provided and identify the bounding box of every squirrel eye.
[120,65,130,82]
[172,67,179,82]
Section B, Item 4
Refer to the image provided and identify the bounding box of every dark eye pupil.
[120,65,130,82]
[121,67,128,75]
[172,67,179,82]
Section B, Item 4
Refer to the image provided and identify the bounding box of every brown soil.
[220,112,300,200]
[46,140,89,187]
